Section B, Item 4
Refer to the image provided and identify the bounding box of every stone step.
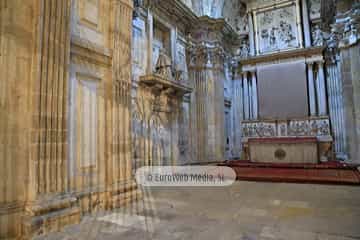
[25,196,78,217]
[111,189,143,209]
[110,181,138,196]
[22,206,80,238]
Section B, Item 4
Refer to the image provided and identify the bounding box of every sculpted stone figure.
[239,41,249,59]
[269,27,277,47]
[312,25,325,46]
[155,48,173,80]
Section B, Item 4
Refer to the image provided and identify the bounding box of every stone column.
[13,0,80,237]
[188,46,225,163]
[301,0,312,47]
[339,44,360,163]
[317,61,328,115]
[326,58,348,159]
[248,77,253,119]
[243,72,250,120]
[250,71,258,119]
[146,10,154,74]
[332,3,360,164]
[24,0,72,200]
[307,62,317,116]
[232,72,244,159]
[248,13,256,56]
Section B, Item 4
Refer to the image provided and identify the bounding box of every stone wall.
[131,4,192,167]
[0,0,39,236]
[0,0,138,238]
[1,0,359,238]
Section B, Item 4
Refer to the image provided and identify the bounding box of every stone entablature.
[239,46,328,121]
[239,46,325,67]
[71,36,113,67]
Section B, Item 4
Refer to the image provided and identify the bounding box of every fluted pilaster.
[110,0,133,185]
[188,46,225,163]
[31,0,72,197]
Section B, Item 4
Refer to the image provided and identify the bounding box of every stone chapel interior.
[0,0,359,239]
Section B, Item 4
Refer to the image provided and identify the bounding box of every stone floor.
[37,181,360,240]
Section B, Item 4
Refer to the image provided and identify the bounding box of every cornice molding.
[114,0,134,9]
[70,36,112,67]
[145,0,198,30]
[141,0,238,45]
[239,46,325,65]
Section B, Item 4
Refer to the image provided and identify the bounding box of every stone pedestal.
[249,137,318,164]
[242,117,333,163]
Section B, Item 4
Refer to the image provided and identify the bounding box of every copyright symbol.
[147,174,153,181]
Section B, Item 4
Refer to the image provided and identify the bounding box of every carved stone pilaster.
[23,0,81,237]
[109,0,134,197]
[188,41,226,163]
[29,0,72,198]
[331,3,360,163]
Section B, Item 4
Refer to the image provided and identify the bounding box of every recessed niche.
[153,19,171,72]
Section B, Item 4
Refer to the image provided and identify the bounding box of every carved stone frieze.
[242,117,332,139]
[242,122,276,138]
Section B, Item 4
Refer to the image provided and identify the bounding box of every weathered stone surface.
[1,0,360,238]
[1,0,136,238]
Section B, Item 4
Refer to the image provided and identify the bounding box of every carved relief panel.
[72,0,110,47]
[132,90,174,167]
[76,77,98,170]
[222,0,248,35]
[79,0,100,30]
[309,0,321,20]
[242,117,331,138]
[178,101,191,164]
[176,40,188,82]
[132,18,147,77]
[254,1,302,54]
